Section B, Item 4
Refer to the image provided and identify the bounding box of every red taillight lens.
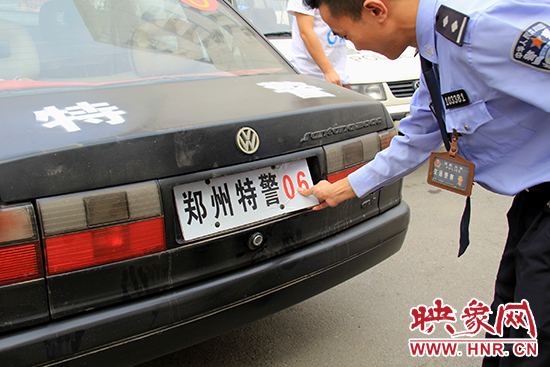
[45,217,166,275]
[0,242,41,286]
[0,204,42,286]
[327,164,365,183]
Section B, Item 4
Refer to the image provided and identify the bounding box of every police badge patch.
[511,21,550,72]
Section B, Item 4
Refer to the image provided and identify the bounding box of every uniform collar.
[416,0,439,63]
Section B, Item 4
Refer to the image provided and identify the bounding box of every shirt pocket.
[446,100,535,166]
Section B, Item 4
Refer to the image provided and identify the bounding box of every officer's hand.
[298,178,357,210]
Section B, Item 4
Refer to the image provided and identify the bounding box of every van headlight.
[351,83,387,101]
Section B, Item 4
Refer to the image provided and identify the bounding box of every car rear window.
[0,0,292,95]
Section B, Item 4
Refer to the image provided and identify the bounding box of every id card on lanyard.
[427,130,475,196]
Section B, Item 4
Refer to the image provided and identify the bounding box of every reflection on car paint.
[181,0,219,12]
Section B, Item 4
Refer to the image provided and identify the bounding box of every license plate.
[173,159,319,241]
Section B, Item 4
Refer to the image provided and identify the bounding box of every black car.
[0,0,409,365]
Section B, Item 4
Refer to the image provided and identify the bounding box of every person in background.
[287,0,350,88]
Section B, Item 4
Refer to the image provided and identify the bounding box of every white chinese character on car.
[34,102,126,132]
[257,82,335,99]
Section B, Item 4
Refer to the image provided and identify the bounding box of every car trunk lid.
[0,74,386,203]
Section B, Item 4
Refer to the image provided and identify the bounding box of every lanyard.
[420,56,452,151]
[421,56,472,257]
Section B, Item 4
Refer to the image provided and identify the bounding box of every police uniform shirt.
[347,0,550,198]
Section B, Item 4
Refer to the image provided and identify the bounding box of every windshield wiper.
[264,31,292,38]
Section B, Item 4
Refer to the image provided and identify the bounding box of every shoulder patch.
[511,21,550,73]
[436,5,469,46]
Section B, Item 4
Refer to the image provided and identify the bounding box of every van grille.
[387,79,420,98]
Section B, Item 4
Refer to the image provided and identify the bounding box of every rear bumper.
[1,202,409,367]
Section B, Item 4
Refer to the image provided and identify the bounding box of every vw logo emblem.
[236,127,260,154]
[413,79,421,91]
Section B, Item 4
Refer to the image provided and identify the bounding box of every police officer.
[298,0,550,365]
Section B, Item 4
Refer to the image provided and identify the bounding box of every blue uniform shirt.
[348,0,550,197]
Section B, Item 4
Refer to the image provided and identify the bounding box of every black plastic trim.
[0,279,49,334]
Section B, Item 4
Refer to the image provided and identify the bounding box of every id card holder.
[427,130,475,196]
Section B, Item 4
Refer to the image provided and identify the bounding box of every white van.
[229,0,421,121]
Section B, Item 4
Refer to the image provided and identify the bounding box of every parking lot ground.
[138,162,513,367]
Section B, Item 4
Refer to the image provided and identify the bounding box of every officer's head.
[303,0,419,60]
[305,0,365,21]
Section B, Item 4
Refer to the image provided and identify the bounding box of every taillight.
[325,132,380,183]
[0,204,42,286]
[325,129,397,183]
[44,218,164,275]
[38,181,166,275]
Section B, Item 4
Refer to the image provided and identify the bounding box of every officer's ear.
[362,0,388,23]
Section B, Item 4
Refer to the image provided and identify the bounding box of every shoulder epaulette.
[436,5,470,46]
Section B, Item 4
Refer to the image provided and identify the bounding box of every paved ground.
[139,162,514,367]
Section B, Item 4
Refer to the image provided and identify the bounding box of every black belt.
[522,183,550,214]
[526,182,550,193]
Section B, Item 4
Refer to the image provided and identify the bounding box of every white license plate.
[174,159,319,241]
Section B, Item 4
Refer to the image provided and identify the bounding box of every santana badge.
[427,130,475,196]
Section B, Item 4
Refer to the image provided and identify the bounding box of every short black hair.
[303,0,365,21]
